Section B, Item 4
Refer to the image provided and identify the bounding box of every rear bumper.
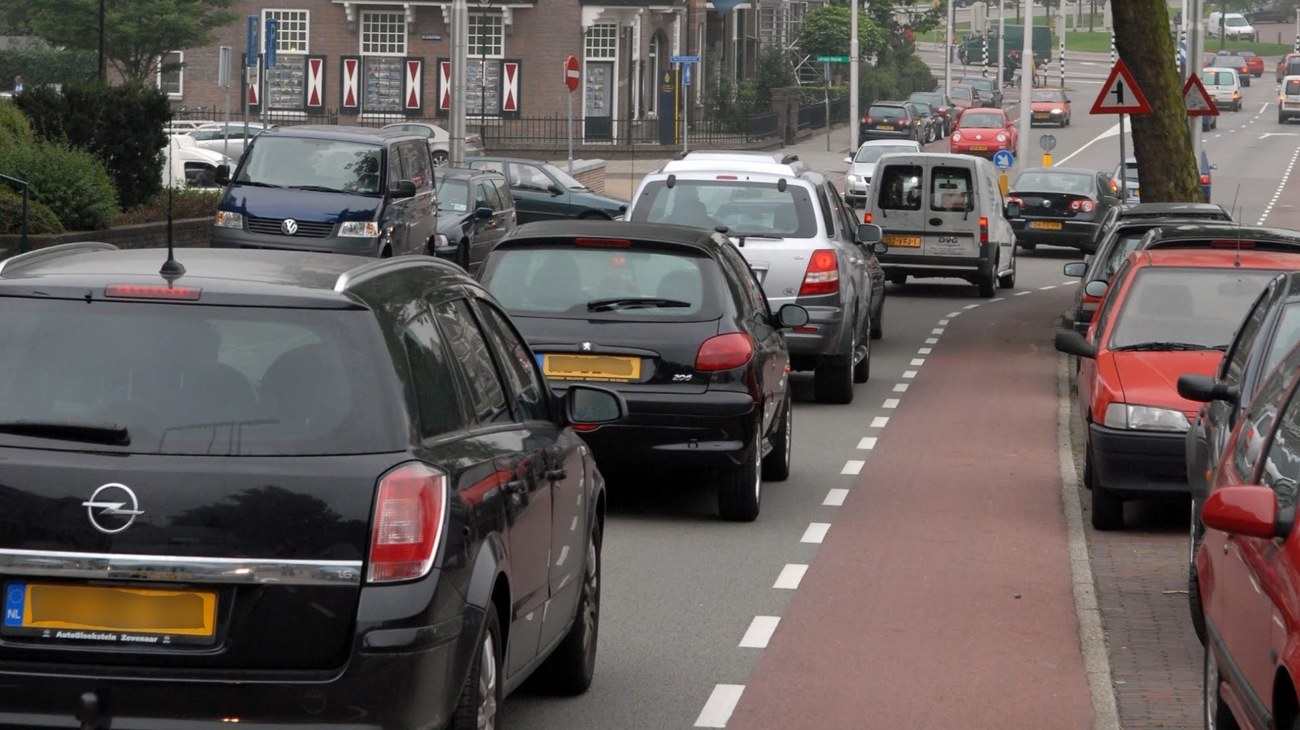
[1089,422,1189,496]
[1011,219,1101,252]
[948,144,1009,159]
[879,249,993,279]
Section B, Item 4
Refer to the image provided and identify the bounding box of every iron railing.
[0,173,30,253]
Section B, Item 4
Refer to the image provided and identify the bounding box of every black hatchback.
[0,243,623,729]
[478,221,809,521]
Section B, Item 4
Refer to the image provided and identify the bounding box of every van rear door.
[872,161,928,260]
[922,163,982,261]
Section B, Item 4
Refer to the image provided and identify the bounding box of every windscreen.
[1225,16,1248,26]
[0,299,400,455]
[1031,91,1065,103]
[958,112,1004,128]
[1265,302,1300,375]
[543,164,586,190]
[237,137,385,194]
[1109,268,1280,349]
[631,179,817,238]
[855,144,918,163]
[437,179,471,212]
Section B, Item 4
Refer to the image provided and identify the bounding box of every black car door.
[716,238,785,433]
[397,141,438,255]
[470,178,507,271]
[383,148,410,255]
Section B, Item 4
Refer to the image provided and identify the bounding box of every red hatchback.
[948,108,1017,159]
[1055,247,1297,529]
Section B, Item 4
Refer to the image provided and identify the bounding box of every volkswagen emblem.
[281,218,299,235]
[1042,199,1051,207]
[81,483,143,534]
[581,342,593,352]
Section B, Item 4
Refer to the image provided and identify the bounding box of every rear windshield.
[1287,79,1300,95]
[878,164,923,211]
[950,87,973,100]
[237,136,385,195]
[1013,171,1095,193]
[0,299,400,455]
[867,105,907,118]
[480,243,721,322]
[1110,268,1279,349]
[930,167,973,212]
[630,179,818,238]
[1200,70,1235,85]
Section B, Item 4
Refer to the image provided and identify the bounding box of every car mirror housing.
[563,385,626,426]
[548,185,564,196]
[775,304,810,329]
[390,179,418,199]
[1202,485,1291,539]
[857,223,883,244]
[1054,329,1097,359]
[1084,280,1109,299]
[1063,262,1087,278]
[475,206,494,220]
[215,164,230,186]
[1177,374,1239,404]
[844,156,853,164]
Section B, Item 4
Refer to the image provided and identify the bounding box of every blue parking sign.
[265,18,279,68]
[993,149,1015,171]
[246,15,258,67]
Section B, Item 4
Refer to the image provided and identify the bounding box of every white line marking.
[883,398,900,409]
[870,416,889,428]
[858,436,878,449]
[918,347,932,354]
[893,383,909,392]
[824,488,849,506]
[1061,280,1078,286]
[1056,120,1124,165]
[801,522,831,543]
[902,370,917,378]
[946,311,962,317]
[695,684,746,728]
[990,297,1004,302]
[739,616,780,648]
[910,358,926,366]
[938,319,950,325]
[931,327,945,335]
[1257,147,1300,225]
[963,303,980,309]
[1261,102,1270,113]
[1015,290,1031,296]
[773,563,808,590]
[1039,285,1057,290]
[925,337,939,344]
[841,459,864,475]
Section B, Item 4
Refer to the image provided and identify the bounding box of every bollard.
[1042,152,1053,168]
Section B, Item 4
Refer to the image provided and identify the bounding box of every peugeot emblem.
[281,218,299,235]
[581,342,593,352]
[82,483,143,534]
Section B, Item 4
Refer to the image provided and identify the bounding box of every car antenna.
[160,132,185,278]
[1230,184,1243,268]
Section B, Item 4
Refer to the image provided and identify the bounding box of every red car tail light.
[799,249,840,296]
[899,118,911,126]
[863,212,873,223]
[1069,199,1096,213]
[368,463,447,583]
[1005,196,1024,207]
[863,116,874,124]
[979,216,989,245]
[1211,240,1256,248]
[575,237,631,247]
[696,333,754,371]
[1200,174,1211,185]
[105,284,202,300]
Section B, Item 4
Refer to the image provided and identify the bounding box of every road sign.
[1182,74,1220,117]
[670,55,700,64]
[264,17,279,68]
[683,64,692,86]
[1039,134,1057,152]
[816,55,851,63]
[993,149,1015,170]
[564,55,580,93]
[1089,59,1152,115]
[420,34,442,41]
[245,15,258,67]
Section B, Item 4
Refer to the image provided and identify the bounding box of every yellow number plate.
[970,145,989,151]
[877,125,894,131]
[1029,220,1063,230]
[12,583,216,637]
[544,354,641,381]
[883,234,922,248]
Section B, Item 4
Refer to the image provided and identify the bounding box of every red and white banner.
[502,62,519,113]
[307,57,324,108]
[341,57,360,109]
[439,60,452,111]
[405,59,423,111]
[247,59,260,106]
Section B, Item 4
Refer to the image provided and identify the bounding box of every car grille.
[246,216,334,238]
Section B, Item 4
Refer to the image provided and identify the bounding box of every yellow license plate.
[970,145,988,151]
[1029,220,1063,230]
[877,125,894,131]
[544,354,641,381]
[1133,188,1141,197]
[8,583,217,637]
[1286,102,1300,108]
[883,234,922,248]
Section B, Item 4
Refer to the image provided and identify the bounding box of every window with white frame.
[361,10,407,114]
[468,12,503,57]
[265,9,309,53]
[157,51,182,97]
[467,12,504,117]
[585,24,617,59]
[362,11,406,55]
[263,9,310,111]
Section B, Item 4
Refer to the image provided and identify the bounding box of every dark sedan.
[478,220,811,521]
[431,167,516,273]
[467,157,628,223]
[908,90,958,135]
[859,101,924,143]
[959,76,1003,108]
[1007,167,1122,254]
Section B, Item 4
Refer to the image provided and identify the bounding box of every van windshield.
[1287,80,1300,95]
[1224,16,1248,27]
[237,137,385,195]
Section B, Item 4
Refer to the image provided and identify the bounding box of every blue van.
[212,125,438,257]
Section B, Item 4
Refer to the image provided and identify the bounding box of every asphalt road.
[504,70,1300,729]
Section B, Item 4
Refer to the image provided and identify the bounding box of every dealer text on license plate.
[543,354,641,381]
[3,582,217,645]
[1029,220,1063,230]
[883,234,922,248]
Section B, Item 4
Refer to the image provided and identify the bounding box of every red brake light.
[863,116,874,124]
[715,175,738,180]
[863,212,873,223]
[1068,199,1096,213]
[574,238,631,247]
[1210,240,1256,248]
[1006,196,1024,207]
[978,216,989,245]
[899,118,911,126]
[799,248,840,296]
[368,463,447,583]
[104,284,201,300]
[695,333,754,372]
[1200,174,1211,185]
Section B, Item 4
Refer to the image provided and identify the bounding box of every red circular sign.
[564,55,580,92]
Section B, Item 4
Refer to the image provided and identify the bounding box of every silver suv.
[627,151,884,404]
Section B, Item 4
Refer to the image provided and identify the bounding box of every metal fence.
[797,97,849,132]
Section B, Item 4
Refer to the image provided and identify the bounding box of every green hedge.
[0,186,64,235]
[0,140,117,231]
[0,99,32,149]
[0,47,97,89]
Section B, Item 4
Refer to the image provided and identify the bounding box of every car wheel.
[539,519,602,694]
[978,261,997,298]
[450,607,502,730]
[814,343,855,405]
[432,150,450,167]
[1282,111,1287,124]
[852,316,871,384]
[718,427,762,521]
[1204,642,1240,730]
[761,393,793,482]
[1086,446,1124,531]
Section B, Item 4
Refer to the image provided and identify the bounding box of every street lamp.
[477,0,489,141]
[97,0,106,84]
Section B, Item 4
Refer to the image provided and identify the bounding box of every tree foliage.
[796,4,886,62]
[17,0,238,85]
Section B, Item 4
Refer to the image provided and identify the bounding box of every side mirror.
[844,156,853,164]
[547,184,564,196]
[870,241,888,255]
[214,164,230,185]
[475,206,494,220]
[1063,261,1087,278]
[857,222,883,244]
[563,385,627,426]
[775,304,810,329]
[1202,485,1290,539]
[1004,201,1021,218]
[1177,373,1240,404]
[1084,280,1109,299]
[1054,329,1097,359]
[390,179,418,199]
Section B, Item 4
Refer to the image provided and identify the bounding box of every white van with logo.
[863,152,1018,298]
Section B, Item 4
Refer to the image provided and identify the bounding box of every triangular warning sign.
[1090,59,1153,115]
[1182,74,1219,117]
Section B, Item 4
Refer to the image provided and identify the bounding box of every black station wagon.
[0,243,622,729]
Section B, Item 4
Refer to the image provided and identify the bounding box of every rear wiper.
[0,421,129,446]
[1112,342,1216,352]
[731,233,785,247]
[586,297,691,312]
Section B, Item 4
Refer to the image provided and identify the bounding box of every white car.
[162,134,235,189]
[166,119,217,134]
[842,139,923,208]
[1281,75,1300,124]
[1200,67,1244,112]
[187,121,274,161]
[1207,11,1257,41]
[381,121,482,166]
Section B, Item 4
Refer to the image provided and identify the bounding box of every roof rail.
[333,256,453,293]
[0,241,118,277]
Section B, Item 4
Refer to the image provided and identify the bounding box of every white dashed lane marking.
[902,370,917,378]
[858,436,878,449]
[841,460,864,475]
[1040,285,1057,290]
[1258,146,1300,225]
[739,616,780,649]
[883,398,901,409]
[918,348,932,354]
[1016,290,1031,296]
[931,328,945,335]
[893,383,909,393]
[823,488,849,506]
[963,303,980,309]
[773,563,808,590]
[801,523,831,544]
[910,358,926,366]
[695,685,745,728]
[925,337,939,344]
[870,416,889,428]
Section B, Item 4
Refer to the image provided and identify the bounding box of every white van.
[1281,75,1300,123]
[863,152,1018,298]
[1207,12,1257,41]
[1200,67,1244,111]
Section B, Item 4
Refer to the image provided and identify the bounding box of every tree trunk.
[1111,0,1202,202]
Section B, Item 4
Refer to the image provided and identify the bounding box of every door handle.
[545,468,568,481]
[929,218,943,226]
[502,480,526,495]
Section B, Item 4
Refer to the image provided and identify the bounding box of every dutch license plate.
[877,125,894,131]
[883,234,922,248]
[1133,188,1141,197]
[1286,102,1300,109]
[1029,220,1063,231]
[970,146,988,152]
[544,354,641,381]
[3,582,217,644]
[1033,113,1049,119]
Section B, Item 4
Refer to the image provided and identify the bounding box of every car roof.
[439,166,502,180]
[257,125,421,143]
[1119,202,1230,219]
[1017,166,1097,176]
[875,152,989,168]
[499,220,725,255]
[473,156,553,166]
[1142,222,1300,246]
[1203,67,1241,75]
[1134,248,1300,270]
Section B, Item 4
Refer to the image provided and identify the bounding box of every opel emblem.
[82,483,143,534]
[581,342,593,352]
[281,218,299,235]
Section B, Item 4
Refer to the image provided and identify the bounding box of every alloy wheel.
[477,632,498,729]
[581,536,599,657]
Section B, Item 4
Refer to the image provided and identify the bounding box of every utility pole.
[944,0,954,99]
[450,0,468,165]
[1016,0,1033,168]
[850,0,860,153]
[97,0,106,85]
[1189,0,1203,161]
[998,0,1006,91]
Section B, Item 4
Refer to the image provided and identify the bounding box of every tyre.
[450,606,502,730]
[1282,111,1287,124]
[1204,642,1240,730]
[718,429,762,521]
[432,150,450,167]
[1242,76,1250,88]
[1086,447,1124,531]
[998,257,1016,289]
[1189,501,1207,645]
[761,393,793,482]
[814,350,854,405]
[978,263,997,298]
[539,520,602,694]
[852,317,871,384]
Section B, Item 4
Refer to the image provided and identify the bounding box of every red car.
[1029,88,1072,127]
[948,84,981,112]
[1279,52,1300,81]
[1055,246,1297,529]
[1237,50,1266,77]
[948,108,1016,159]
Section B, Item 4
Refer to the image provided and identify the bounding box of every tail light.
[368,463,447,583]
[978,216,989,245]
[899,118,911,126]
[864,212,873,223]
[696,333,754,371]
[1005,196,1024,207]
[1200,174,1211,185]
[863,115,874,124]
[1069,198,1096,213]
[1211,239,1255,248]
[799,249,840,296]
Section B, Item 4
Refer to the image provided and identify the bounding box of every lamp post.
[477,0,489,141]
[97,0,106,84]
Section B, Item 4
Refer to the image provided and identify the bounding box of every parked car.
[1207,11,1258,41]
[1278,52,1300,81]
[1056,244,1300,530]
[1245,4,1289,23]
[628,151,883,403]
[430,167,516,273]
[163,134,235,189]
[949,108,1018,159]
[166,119,217,134]
[959,75,1003,108]
[381,121,483,166]
[948,84,982,112]
[859,101,925,143]
[1221,48,1265,77]
[1211,53,1254,86]
[842,139,924,208]
[908,90,958,135]
[1111,157,1142,204]
[1029,88,1071,127]
[1281,75,1300,123]
[1007,167,1121,254]
[911,101,946,143]
[466,157,628,223]
[479,220,813,520]
[0,242,626,729]
[188,121,274,160]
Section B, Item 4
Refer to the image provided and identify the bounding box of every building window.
[158,51,183,97]
[585,24,617,60]
[264,9,309,53]
[647,34,659,115]
[467,11,504,118]
[263,10,310,112]
[362,10,407,56]
[468,12,503,58]
[361,10,406,115]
